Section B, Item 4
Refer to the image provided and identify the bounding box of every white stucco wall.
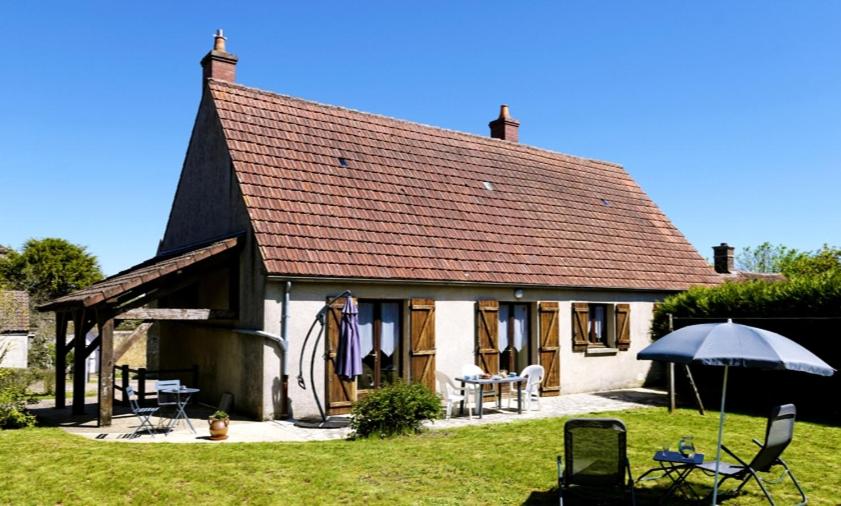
[0,334,28,368]
[263,281,667,420]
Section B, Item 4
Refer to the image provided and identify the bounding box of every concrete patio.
[28,387,667,443]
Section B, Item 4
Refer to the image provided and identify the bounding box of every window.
[588,304,608,346]
[572,302,631,352]
[498,302,530,374]
[357,300,402,391]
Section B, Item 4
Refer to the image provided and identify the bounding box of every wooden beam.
[84,335,101,357]
[115,308,236,321]
[54,313,68,409]
[114,322,151,363]
[97,315,115,427]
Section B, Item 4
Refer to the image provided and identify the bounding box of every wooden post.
[137,367,147,406]
[121,364,130,407]
[72,311,87,415]
[54,313,68,409]
[97,316,115,427]
[684,365,705,415]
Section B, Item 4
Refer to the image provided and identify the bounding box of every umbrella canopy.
[637,320,834,504]
[336,296,363,380]
[638,321,835,376]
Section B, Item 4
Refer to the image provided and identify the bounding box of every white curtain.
[589,305,605,340]
[380,302,400,357]
[358,302,374,357]
[497,304,510,351]
[513,304,528,351]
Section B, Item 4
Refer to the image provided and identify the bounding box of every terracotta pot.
[208,417,230,440]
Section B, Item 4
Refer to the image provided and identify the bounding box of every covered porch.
[38,236,244,427]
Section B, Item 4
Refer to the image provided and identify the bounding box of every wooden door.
[538,302,560,396]
[476,300,499,394]
[409,298,436,391]
[325,298,356,415]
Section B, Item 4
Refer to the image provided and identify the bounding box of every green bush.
[652,270,841,338]
[350,381,441,438]
[0,369,36,429]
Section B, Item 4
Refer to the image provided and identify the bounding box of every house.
[41,32,720,424]
[0,290,30,369]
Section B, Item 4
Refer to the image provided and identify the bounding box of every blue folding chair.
[125,385,160,438]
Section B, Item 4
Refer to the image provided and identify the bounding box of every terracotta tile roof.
[39,237,239,310]
[209,80,720,291]
[0,290,29,333]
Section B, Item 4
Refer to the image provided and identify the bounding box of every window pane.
[589,305,606,344]
[358,302,374,357]
[379,302,400,357]
[513,304,528,351]
[498,304,510,352]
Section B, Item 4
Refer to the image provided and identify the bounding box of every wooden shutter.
[325,298,356,415]
[615,303,631,351]
[409,298,436,391]
[475,300,500,388]
[572,303,590,352]
[538,302,560,396]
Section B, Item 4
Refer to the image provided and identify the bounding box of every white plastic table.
[457,376,527,418]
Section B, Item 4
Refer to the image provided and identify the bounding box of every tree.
[778,244,841,278]
[735,242,799,273]
[0,238,103,304]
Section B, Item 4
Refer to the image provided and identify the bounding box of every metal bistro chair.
[155,379,181,430]
[694,404,806,505]
[125,385,160,438]
[435,370,473,419]
[557,418,636,505]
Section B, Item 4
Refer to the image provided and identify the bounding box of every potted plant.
[208,410,230,440]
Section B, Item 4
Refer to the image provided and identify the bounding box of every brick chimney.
[201,29,238,83]
[713,242,735,274]
[489,104,520,142]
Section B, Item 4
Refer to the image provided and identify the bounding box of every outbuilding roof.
[0,290,29,333]
[209,80,719,291]
[39,237,239,311]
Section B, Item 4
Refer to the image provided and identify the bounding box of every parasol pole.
[711,364,729,505]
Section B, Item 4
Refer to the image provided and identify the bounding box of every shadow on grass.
[523,484,707,505]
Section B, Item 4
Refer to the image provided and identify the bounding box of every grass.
[1,408,839,505]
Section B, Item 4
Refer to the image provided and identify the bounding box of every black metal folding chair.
[557,418,636,505]
[126,385,160,438]
[695,404,806,505]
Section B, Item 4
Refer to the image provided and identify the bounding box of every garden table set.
[457,375,527,418]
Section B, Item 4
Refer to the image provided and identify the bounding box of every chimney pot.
[489,104,520,142]
[713,242,735,274]
[201,29,238,84]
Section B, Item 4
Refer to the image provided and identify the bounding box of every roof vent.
[482,181,494,191]
[601,198,610,206]
[338,157,349,167]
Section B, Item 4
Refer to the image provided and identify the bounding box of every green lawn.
[1,408,839,505]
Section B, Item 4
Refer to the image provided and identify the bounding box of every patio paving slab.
[28,388,667,443]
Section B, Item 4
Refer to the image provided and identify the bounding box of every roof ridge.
[207,79,624,169]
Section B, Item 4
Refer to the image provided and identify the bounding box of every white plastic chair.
[436,371,472,419]
[509,364,544,411]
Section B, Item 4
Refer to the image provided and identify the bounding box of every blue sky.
[1,2,839,275]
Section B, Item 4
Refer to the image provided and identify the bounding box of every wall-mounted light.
[513,288,524,299]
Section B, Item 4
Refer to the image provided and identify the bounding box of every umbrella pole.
[711,365,729,505]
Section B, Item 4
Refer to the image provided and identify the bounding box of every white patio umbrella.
[637,319,835,504]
